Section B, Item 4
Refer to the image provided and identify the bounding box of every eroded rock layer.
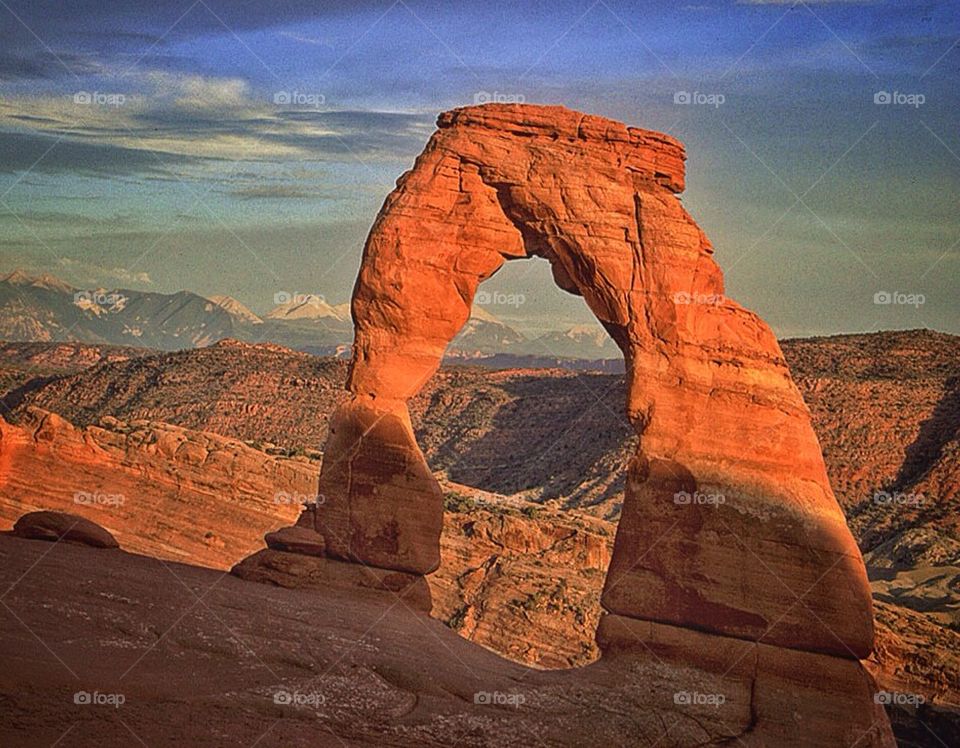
[312,103,874,661]
[0,406,309,566]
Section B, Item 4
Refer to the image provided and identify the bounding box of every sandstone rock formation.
[13,510,118,548]
[232,548,433,612]
[0,406,616,668]
[2,341,956,739]
[0,407,311,567]
[307,104,874,663]
[12,331,959,554]
[0,533,898,748]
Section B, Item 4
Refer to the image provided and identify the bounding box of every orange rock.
[314,103,874,661]
[264,525,326,556]
[318,399,443,573]
[0,406,614,668]
[0,407,311,567]
[597,614,895,746]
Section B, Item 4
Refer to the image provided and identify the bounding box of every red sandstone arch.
[313,104,873,660]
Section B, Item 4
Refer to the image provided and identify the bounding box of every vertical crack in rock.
[633,193,647,280]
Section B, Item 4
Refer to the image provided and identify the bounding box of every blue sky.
[0,0,957,336]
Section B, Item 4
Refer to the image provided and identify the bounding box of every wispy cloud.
[278,31,335,48]
[229,184,319,199]
[0,70,434,170]
[0,130,195,177]
[0,50,105,82]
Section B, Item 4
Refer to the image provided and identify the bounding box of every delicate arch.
[313,104,873,660]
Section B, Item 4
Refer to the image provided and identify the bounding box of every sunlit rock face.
[314,102,873,661]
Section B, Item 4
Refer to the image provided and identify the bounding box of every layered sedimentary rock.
[0,406,612,667]
[310,103,874,660]
[0,407,311,567]
[1,347,953,737]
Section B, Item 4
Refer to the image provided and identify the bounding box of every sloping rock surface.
[0,533,895,747]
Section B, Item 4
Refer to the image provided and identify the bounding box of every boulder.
[264,525,326,556]
[13,510,118,549]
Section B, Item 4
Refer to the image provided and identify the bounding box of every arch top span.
[312,103,874,663]
[435,104,688,193]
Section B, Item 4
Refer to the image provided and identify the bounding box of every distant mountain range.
[518,324,620,359]
[0,270,621,363]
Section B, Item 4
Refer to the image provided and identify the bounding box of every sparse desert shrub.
[513,590,546,612]
[447,605,469,630]
[443,492,476,513]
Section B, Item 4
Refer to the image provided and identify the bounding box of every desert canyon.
[1,105,956,746]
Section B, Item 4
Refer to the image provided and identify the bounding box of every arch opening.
[418,252,635,669]
[428,255,630,514]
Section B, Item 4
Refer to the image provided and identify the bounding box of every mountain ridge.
[0,270,628,360]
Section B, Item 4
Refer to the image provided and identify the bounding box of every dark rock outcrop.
[13,510,118,549]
